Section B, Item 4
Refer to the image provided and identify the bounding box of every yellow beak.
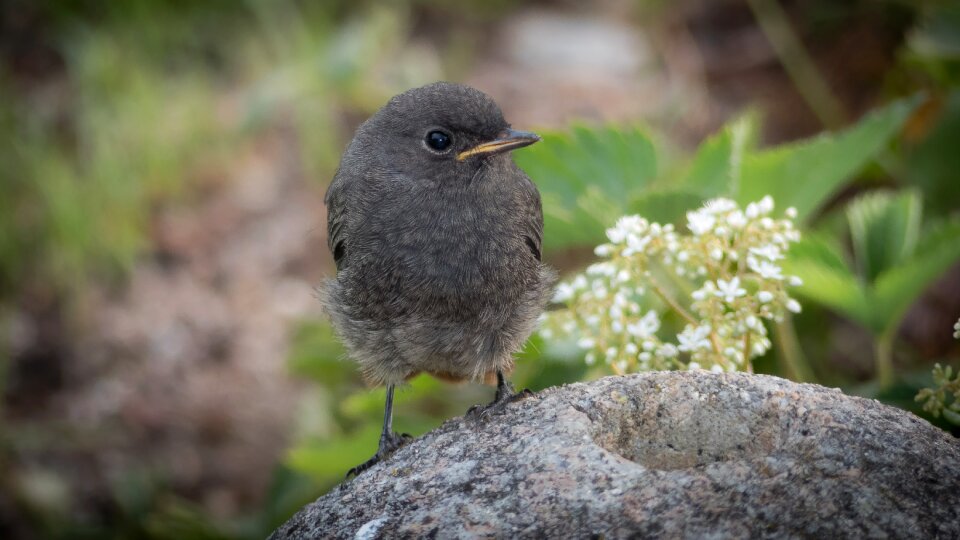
[457,129,540,161]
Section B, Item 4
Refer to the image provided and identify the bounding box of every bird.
[319,82,556,477]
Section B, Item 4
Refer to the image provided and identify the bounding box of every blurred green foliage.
[512,97,921,256]
[511,126,661,252]
[1,43,231,297]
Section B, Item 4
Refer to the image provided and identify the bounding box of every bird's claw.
[467,386,535,421]
[345,431,413,479]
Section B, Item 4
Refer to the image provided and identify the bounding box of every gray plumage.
[319,82,556,388]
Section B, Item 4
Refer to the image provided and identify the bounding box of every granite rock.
[271,372,960,539]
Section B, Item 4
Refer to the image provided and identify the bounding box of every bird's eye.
[425,130,452,152]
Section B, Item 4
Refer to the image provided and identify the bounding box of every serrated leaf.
[538,190,600,249]
[681,114,756,198]
[785,231,852,273]
[872,218,960,334]
[847,190,922,283]
[514,124,658,252]
[737,96,920,222]
[627,190,705,226]
[783,235,872,328]
[577,184,627,232]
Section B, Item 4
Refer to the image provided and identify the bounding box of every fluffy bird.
[320,82,555,475]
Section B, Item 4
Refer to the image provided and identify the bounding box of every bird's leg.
[346,384,412,478]
[467,370,534,420]
[493,369,533,402]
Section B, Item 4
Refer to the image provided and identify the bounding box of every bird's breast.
[349,186,538,321]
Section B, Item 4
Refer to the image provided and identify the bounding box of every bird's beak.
[457,129,540,161]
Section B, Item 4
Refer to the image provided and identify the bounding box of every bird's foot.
[467,382,534,421]
[346,431,413,479]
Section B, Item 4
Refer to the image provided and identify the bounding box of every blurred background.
[1,0,957,538]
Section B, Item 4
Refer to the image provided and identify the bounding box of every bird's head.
[348,82,539,183]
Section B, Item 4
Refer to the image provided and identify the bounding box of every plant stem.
[648,275,730,369]
[774,316,815,382]
[746,0,847,129]
[875,330,895,389]
[648,275,697,326]
[743,332,753,373]
[708,332,729,369]
[647,258,696,305]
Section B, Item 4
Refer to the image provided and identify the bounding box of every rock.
[271,372,960,539]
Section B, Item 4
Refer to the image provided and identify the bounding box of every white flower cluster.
[954,317,960,340]
[542,196,803,374]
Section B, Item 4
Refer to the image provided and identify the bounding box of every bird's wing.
[521,177,545,262]
[325,169,349,270]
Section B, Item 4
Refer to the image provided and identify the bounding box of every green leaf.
[514,124,658,252]
[787,213,960,337]
[737,96,920,222]
[626,190,705,227]
[783,234,872,328]
[538,190,603,249]
[576,185,629,237]
[786,232,852,273]
[847,190,922,283]
[680,114,756,198]
[872,217,960,335]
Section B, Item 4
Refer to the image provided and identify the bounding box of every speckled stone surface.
[270,372,960,539]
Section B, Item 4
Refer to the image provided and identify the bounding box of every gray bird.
[320,82,556,476]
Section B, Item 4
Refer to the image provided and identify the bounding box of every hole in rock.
[587,390,782,471]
